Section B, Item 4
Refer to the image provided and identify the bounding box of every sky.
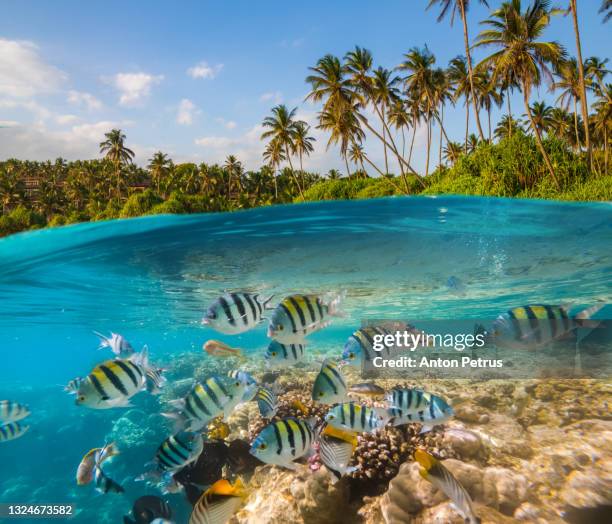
[0,0,609,175]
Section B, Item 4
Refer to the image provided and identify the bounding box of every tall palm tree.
[584,56,610,96]
[147,152,172,195]
[427,0,489,141]
[591,85,611,173]
[99,129,135,198]
[549,107,574,144]
[568,0,592,168]
[552,58,584,148]
[370,66,401,173]
[223,155,242,200]
[348,143,368,176]
[292,121,315,172]
[525,101,554,135]
[478,69,504,140]
[466,133,480,153]
[444,141,464,165]
[261,104,304,198]
[448,55,472,151]
[495,114,524,140]
[388,99,411,158]
[476,0,566,187]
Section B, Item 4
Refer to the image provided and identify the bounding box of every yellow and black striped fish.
[164,375,245,431]
[189,478,246,524]
[203,292,273,335]
[0,400,30,423]
[312,359,348,404]
[255,386,278,419]
[264,340,306,369]
[93,465,124,494]
[76,355,149,409]
[249,417,316,470]
[0,421,30,443]
[492,303,603,350]
[155,431,203,473]
[325,403,389,433]
[268,293,343,344]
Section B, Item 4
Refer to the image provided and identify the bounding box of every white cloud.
[215,117,237,129]
[0,99,52,122]
[67,90,102,111]
[187,61,223,79]
[107,72,164,106]
[55,114,79,125]
[176,98,199,125]
[194,136,238,149]
[0,38,67,98]
[259,91,283,104]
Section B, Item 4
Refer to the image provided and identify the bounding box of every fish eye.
[235,381,241,387]
[78,395,85,401]
[259,443,267,450]
[349,352,355,359]
[277,325,284,331]
[318,392,324,397]
[271,351,277,357]
[207,310,217,320]
[328,414,335,420]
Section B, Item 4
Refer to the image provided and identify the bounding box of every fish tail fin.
[93,330,109,349]
[573,302,605,327]
[326,291,346,317]
[161,410,188,432]
[261,294,275,310]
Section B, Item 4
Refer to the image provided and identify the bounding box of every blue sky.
[1,0,609,174]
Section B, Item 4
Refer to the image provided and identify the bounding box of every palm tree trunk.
[488,106,492,141]
[425,117,431,177]
[573,98,580,150]
[523,89,559,188]
[401,127,406,158]
[570,0,592,170]
[369,104,411,175]
[284,145,304,199]
[507,93,513,138]
[465,102,470,153]
[381,114,389,174]
[459,0,485,141]
[438,104,444,168]
[604,126,608,175]
[344,155,351,178]
[408,115,417,165]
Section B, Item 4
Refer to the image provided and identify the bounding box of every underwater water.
[0,195,610,523]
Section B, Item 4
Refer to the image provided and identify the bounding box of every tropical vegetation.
[1,0,610,237]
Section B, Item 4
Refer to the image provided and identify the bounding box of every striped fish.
[189,479,246,524]
[324,403,389,434]
[202,292,273,335]
[155,431,203,473]
[0,421,29,443]
[76,442,119,485]
[319,429,359,483]
[312,359,348,404]
[386,388,432,413]
[75,348,155,409]
[415,449,479,524]
[64,377,84,395]
[492,303,604,350]
[255,386,278,419]
[164,376,245,431]
[0,400,30,423]
[94,465,124,494]
[388,394,454,433]
[268,293,343,344]
[264,341,306,369]
[228,370,258,401]
[94,331,134,356]
[249,417,316,470]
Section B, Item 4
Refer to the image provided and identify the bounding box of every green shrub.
[120,189,163,218]
[0,206,46,236]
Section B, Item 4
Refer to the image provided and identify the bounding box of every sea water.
[0,196,610,523]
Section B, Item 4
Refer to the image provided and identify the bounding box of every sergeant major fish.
[324,403,389,434]
[414,449,480,524]
[228,370,258,401]
[202,292,273,335]
[250,417,316,470]
[94,465,124,494]
[0,421,29,443]
[386,388,432,414]
[75,347,163,409]
[268,293,344,344]
[94,331,134,356]
[154,431,203,473]
[388,393,454,433]
[312,359,348,404]
[264,341,306,369]
[0,400,30,423]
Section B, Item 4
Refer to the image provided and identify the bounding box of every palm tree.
[466,133,480,153]
[99,129,135,198]
[552,58,584,148]
[525,101,554,135]
[476,0,566,187]
[495,115,524,140]
[223,155,242,200]
[370,66,401,173]
[292,121,315,172]
[478,69,504,140]
[592,85,611,173]
[448,55,472,152]
[585,57,610,96]
[147,152,172,195]
[388,99,411,158]
[326,169,342,180]
[549,107,574,144]
[348,143,368,176]
[443,141,464,165]
[261,104,304,198]
[599,0,611,23]
[427,0,489,141]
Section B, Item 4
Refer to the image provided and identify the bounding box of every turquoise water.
[0,196,611,523]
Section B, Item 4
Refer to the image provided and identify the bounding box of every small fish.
[94,465,124,494]
[290,399,309,415]
[94,331,134,356]
[268,293,344,344]
[202,292,273,335]
[319,434,359,484]
[64,377,84,395]
[325,403,388,434]
[388,394,454,433]
[312,359,348,404]
[264,341,306,369]
[228,370,258,401]
[415,449,480,524]
[0,421,30,443]
[348,383,385,398]
[446,276,467,297]
[250,417,316,470]
[189,478,247,524]
[255,386,278,419]
[0,400,31,423]
[76,442,119,485]
[75,346,160,409]
[155,431,204,473]
[491,303,604,351]
[163,376,245,431]
[204,340,244,359]
[145,366,167,395]
[386,388,432,413]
